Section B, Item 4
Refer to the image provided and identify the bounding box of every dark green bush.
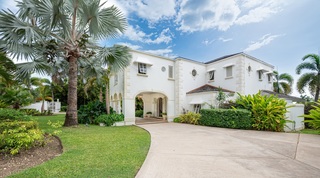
[199,109,252,129]
[0,108,31,121]
[0,121,44,155]
[304,102,315,129]
[236,92,288,132]
[135,110,143,117]
[60,106,67,112]
[78,101,114,124]
[95,114,124,126]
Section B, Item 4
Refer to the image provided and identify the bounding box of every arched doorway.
[135,92,168,124]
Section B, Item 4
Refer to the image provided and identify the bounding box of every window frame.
[168,65,174,79]
[208,70,215,81]
[138,63,147,74]
[225,66,233,78]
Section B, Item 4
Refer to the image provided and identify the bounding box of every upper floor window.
[168,65,174,79]
[138,63,147,74]
[226,66,233,78]
[258,71,263,81]
[209,70,215,81]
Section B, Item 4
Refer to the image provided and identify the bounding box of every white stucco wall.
[175,58,206,114]
[243,55,274,95]
[285,101,305,131]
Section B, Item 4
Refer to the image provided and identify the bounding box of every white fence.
[21,99,61,113]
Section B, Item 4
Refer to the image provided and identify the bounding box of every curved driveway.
[136,123,320,178]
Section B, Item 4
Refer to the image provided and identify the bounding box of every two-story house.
[110,50,274,125]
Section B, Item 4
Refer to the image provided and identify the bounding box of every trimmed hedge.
[199,109,252,129]
[0,121,44,155]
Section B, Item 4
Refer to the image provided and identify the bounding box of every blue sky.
[1,0,320,97]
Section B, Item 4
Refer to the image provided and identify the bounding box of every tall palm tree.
[273,71,294,94]
[0,0,131,126]
[296,53,320,101]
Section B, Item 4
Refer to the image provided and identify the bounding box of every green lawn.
[300,129,320,135]
[10,114,151,178]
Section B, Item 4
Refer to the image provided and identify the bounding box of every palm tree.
[296,54,320,101]
[0,0,131,126]
[31,77,51,113]
[273,71,294,94]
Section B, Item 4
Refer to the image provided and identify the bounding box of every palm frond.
[78,1,127,40]
[296,72,317,94]
[99,45,131,73]
[296,62,318,74]
[279,73,293,85]
[15,59,52,79]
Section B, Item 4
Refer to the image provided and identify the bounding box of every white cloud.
[117,0,176,23]
[124,25,173,44]
[219,37,232,42]
[202,39,215,46]
[236,0,285,25]
[116,42,142,50]
[244,34,283,52]
[176,0,241,32]
[144,48,177,58]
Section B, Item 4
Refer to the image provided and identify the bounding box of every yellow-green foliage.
[301,101,320,129]
[179,112,201,125]
[236,92,288,132]
[0,121,44,155]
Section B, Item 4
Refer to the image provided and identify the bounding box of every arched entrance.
[135,92,168,124]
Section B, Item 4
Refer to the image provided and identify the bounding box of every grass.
[10,114,151,178]
[300,129,320,135]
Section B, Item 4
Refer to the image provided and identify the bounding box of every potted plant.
[162,112,167,120]
[95,115,107,126]
[146,111,152,118]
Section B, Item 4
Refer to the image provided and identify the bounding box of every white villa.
[109,50,275,125]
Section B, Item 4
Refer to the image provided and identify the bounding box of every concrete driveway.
[136,123,320,178]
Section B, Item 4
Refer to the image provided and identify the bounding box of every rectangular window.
[194,104,201,113]
[209,71,215,80]
[114,74,118,85]
[138,63,147,74]
[258,71,263,80]
[168,65,174,79]
[226,66,233,78]
[268,74,272,82]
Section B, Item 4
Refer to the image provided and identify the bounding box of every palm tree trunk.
[105,83,110,114]
[41,100,44,113]
[64,56,78,126]
[315,73,320,101]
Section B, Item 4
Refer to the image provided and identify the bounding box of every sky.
[1,0,320,97]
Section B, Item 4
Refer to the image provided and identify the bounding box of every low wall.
[285,103,305,131]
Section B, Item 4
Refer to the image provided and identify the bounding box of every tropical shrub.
[19,109,41,116]
[199,109,252,129]
[135,110,143,117]
[173,117,181,123]
[304,102,315,128]
[0,108,31,121]
[0,100,8,108]
[78,101,114,124]
[236,92,288,132]
[0,121,44,155]
[301,101,320,129]
[179,112,201,125]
